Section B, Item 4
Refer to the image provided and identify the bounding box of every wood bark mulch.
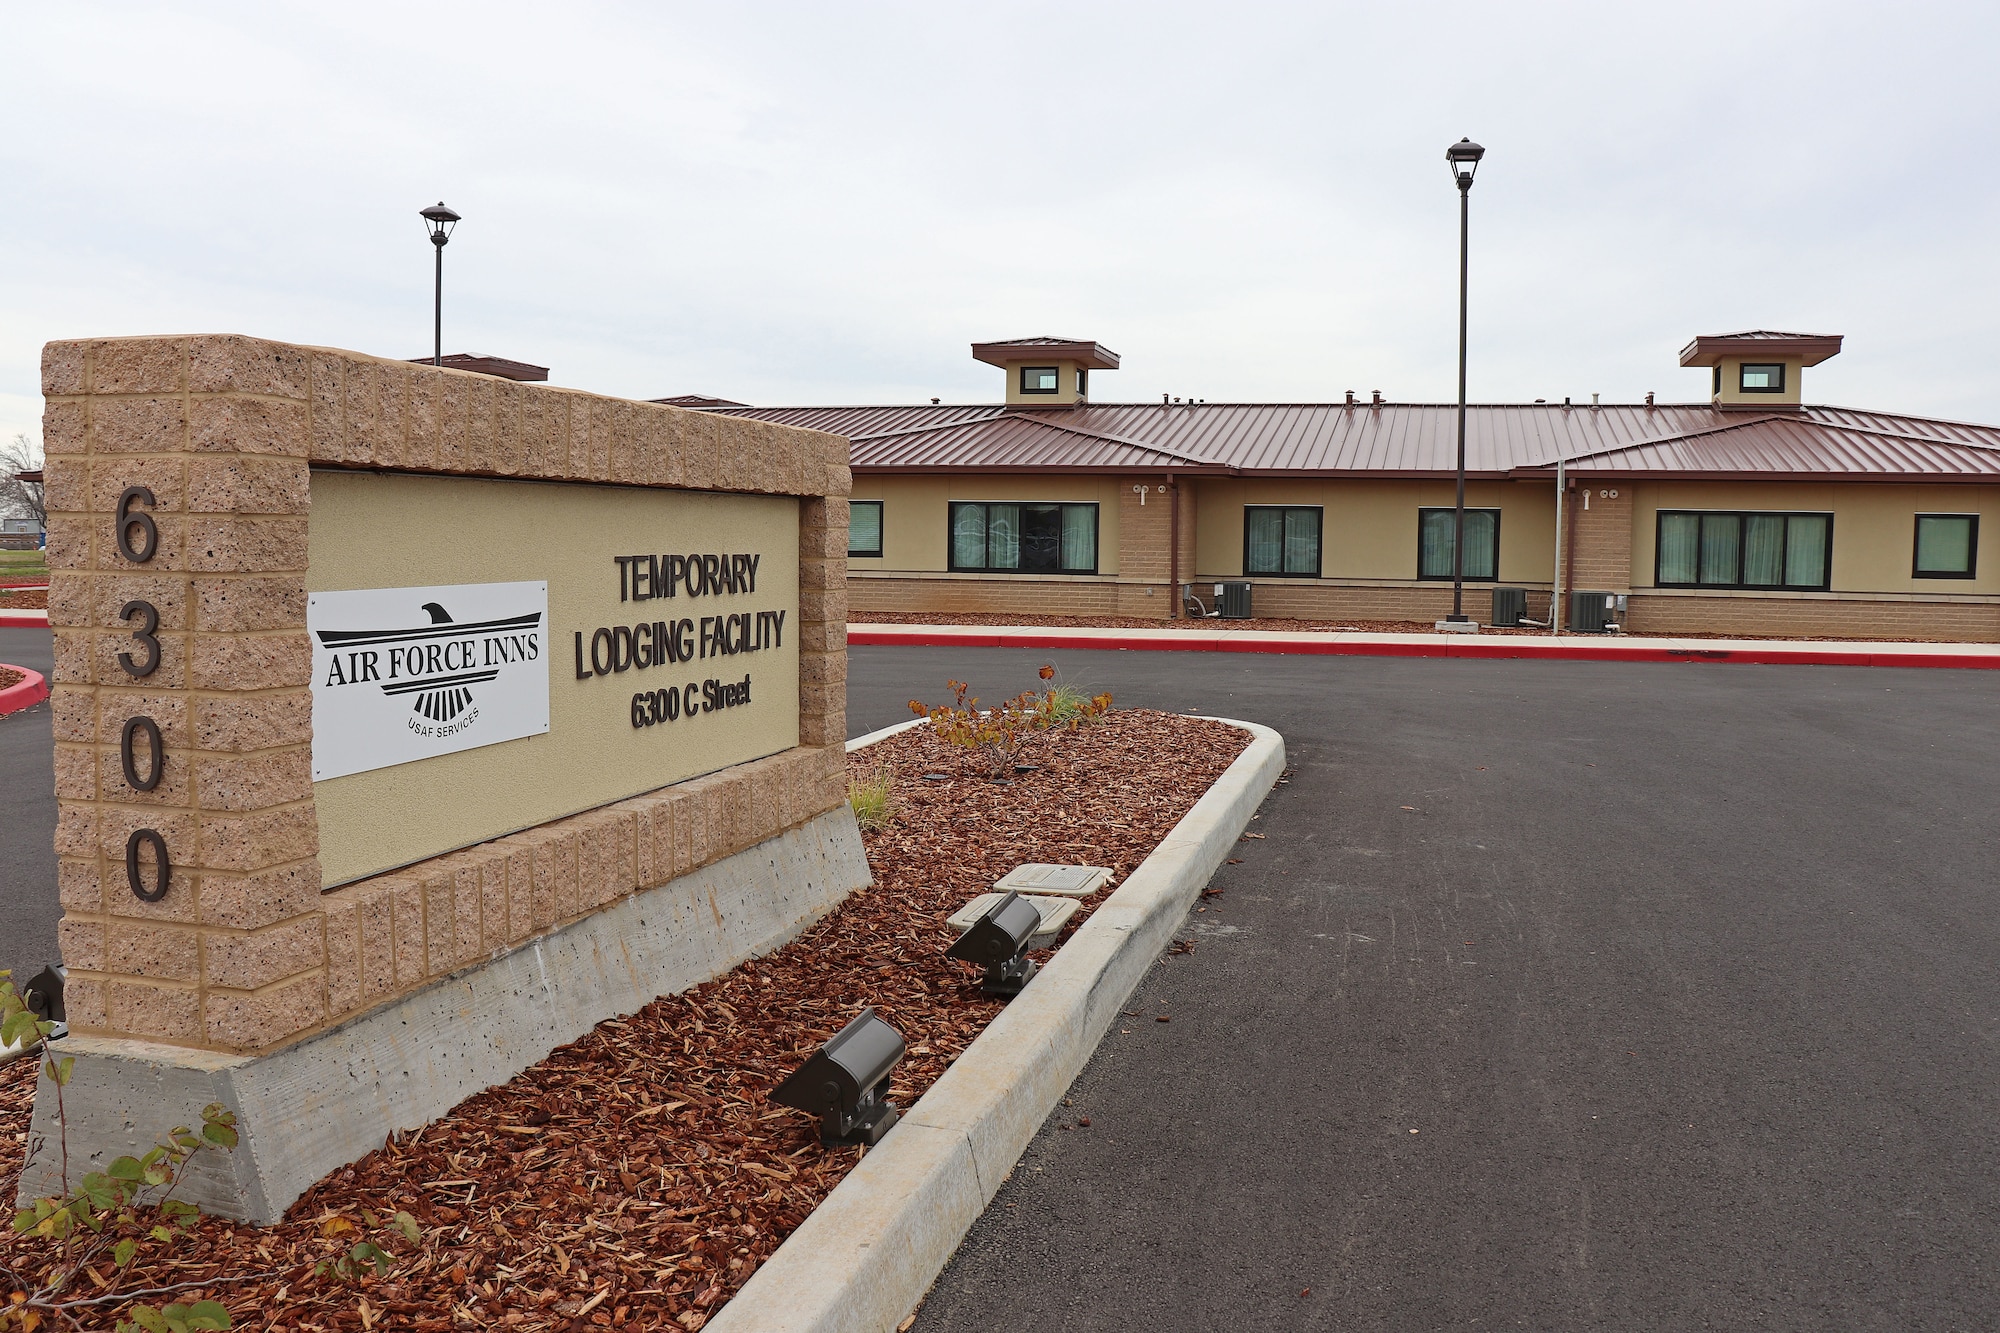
[0,589,47,610]
[852,609,1951,644]
[0,666,24,693]
[0,707,1245,1331]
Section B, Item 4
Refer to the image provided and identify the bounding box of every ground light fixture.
[946,890,1042,996]
[419,201,462,367]
[1443,137,1485,627]
[770,1007,906,1147]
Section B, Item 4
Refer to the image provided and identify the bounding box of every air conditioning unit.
[1490,586,1528,628]
[1215,581,1253,619]
[1568,590,1617,633]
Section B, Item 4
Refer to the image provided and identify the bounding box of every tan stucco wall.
[847,474,1124,575]
[1191,478,1556,583]
[1630,480,2000,595]
[1710,356,1805,407]
[308,472,800,886]
[1000,359,1088,406]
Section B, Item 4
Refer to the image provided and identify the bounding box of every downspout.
[1167,469,1180,619]
[1551,458,1565,634]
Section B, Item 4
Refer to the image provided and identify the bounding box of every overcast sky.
[6,1,2000,449]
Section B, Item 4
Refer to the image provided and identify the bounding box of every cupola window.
[1020,366,1060,394]
[1739,363,1786,393]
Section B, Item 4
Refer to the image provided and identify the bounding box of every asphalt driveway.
[848,648,2000,1332]
[0,626,56,990]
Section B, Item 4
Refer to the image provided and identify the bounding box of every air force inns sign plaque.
[309,581,551,781]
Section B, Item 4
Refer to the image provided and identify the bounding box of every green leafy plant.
[908,665,1112,777]
[1,970,253,1333]
[847,764,897,832]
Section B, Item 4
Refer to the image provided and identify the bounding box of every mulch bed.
[0,666,23,693]
[853,609,1947,644]
[0,708,1245,1331]
[0,589,46,610]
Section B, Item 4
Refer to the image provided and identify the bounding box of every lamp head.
[1446,138,1485,189]
[421,201,462,246]
[770,1007,906,1147]
[946,890,1043,996]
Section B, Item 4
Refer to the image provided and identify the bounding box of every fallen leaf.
[1400,806,1417,811]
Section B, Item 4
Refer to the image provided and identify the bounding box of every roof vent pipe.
[1644,391,1655,408]
[1344,390,1356,408]
[1371,390,1383,407]
[1591,393,1600,409]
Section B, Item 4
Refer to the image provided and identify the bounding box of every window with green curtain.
[1282,508,1321,575]
[1060,505,1097,571]
[951,503,986,569]
[1243,506,1322,576]
[1914,514,1977,578]
[1742,514,1785,586]
[847,501,883,558]
[1698,514,1741,585]
[1417,508,1500,581]
[1784,514,1830,587]
[947,501,1098,574]
[1656,510,1833,589]
[1658,513,1699,584]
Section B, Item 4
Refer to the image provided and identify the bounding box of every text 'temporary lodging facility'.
[698,333,2000,640]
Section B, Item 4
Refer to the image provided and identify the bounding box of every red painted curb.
[0,609,49,628]
[847,628,2000,670]
[0,664,49,716]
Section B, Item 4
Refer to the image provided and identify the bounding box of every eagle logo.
[313,601,543,724]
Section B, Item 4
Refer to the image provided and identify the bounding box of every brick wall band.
[42,335,849,1056]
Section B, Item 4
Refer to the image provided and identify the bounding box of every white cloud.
[5,0,1999,439]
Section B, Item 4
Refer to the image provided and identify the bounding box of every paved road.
[848,648,2000,1332]
[0,626,57,990]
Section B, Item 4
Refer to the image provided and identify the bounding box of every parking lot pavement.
[0,626,56,989]
[848,647,2000,1331]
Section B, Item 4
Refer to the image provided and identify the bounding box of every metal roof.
[1522,413,2000,481]
[706,401,2000,483]
[1679,331,1843,367]
[971,337,1121,370]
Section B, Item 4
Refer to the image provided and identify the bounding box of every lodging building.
[706,333,2000,640]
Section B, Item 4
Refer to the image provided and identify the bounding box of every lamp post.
[420,202,462,367]
[1444,138,1483,625]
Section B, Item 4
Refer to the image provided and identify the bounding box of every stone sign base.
[18,807,869,1224]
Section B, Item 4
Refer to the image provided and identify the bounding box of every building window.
[1913,513,1978,579]
[848,501,883,558]
[1739,363,1786,393]
[949,502,1098,574]
[1243,506,1322,577]
[1076,367,1089,397]
[1656,510,1832,590]
[1019,366,1060,395]
[1417,508,1500,581]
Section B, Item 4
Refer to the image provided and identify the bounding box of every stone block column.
[43,336,325,1054]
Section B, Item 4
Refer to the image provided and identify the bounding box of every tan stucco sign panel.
[308,471,801,885]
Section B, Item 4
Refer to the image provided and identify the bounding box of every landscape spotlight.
[22,965,64,1025]
[946,890,1042,996]
[770,1007,906,1147]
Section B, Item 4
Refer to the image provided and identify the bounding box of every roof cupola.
[1679,330,1842,409]
[972,336,1119,407]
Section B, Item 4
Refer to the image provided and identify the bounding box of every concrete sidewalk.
[850,622,2000,669]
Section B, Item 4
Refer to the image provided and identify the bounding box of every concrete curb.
[848,624,2000,671]
[710,716,1286,1333]
[0,609,49,629]
[845,716,929,753]
[0,664,49,715]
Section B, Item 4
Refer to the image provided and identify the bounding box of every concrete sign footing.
[15,807,870,1225]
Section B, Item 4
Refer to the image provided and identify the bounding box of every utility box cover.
[992,863,1113,897]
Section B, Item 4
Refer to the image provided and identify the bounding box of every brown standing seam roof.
[707,402,2000,482]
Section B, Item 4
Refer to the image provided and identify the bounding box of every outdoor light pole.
[420,202,462,367]
[1445,138,1484,624]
